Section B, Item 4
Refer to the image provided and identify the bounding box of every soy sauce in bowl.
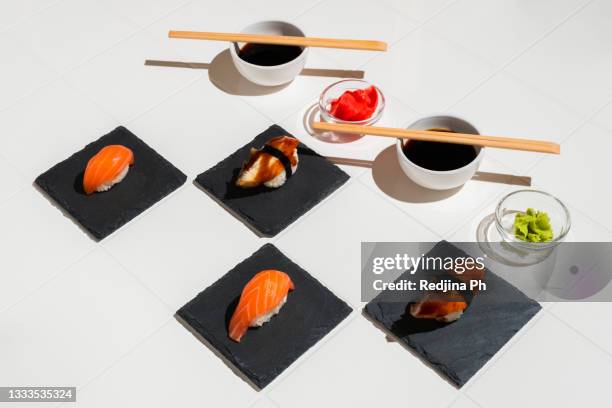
[238,43,303,66]
[402,128,478,171]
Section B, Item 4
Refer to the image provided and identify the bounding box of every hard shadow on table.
[175,313,261,391]
[369,145,532,203]
[361,309,459,389]
[32,181,99,242]
[302,102,365,144]
[145,49,365,96]
[371,145,463,203]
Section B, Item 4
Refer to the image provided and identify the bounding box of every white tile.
[249,397,280,408]
[64,30,202,123]
[0,248,170,386]
[507,0,612,115]
[359,146,512,237]
[0,30,57,111]
[592,100,612,131]
[127,78,269,176]
[268,318,456,407]
[448,72,583,173]
[104,186,261,310]
[448,395,481,408]
[0,0,57,32]
[295,0,417,68]
[529,123,612,231]
[550,303,612,354]
[278,93,418,178]
[276,182,439,306]
[425,0,588,65]
[238,50,361,123]
[105,0,191,28]
[14,0,138,73]
[75,322,257,408]
[0,79,116,178]
[379,0,455,22]
[236,0,325,21]
[0,157,25,204]
[363,28,494,113]
[0,188,95,313]
[467,313,612,407]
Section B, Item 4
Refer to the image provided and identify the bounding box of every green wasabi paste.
[513,208,554,243]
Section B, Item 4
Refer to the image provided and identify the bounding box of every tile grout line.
[101,247,177,313]
[352,175,446,240]
[0,0,65,35]
[544,309,612,360]
[262,313,360,396]
[442,0,596,114]
[99,183,191,246]
[273,0,461,126]
[67,318,175,400]
[461,310,547,395]
[0,245,98,317]
[0,0,200,117]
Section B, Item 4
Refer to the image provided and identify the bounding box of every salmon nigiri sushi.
[228,269,294,342]
[236,136,299,188]
[83,145,134,195]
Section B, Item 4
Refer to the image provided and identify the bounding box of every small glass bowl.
[318,79,385,126]
[495,189,571,249]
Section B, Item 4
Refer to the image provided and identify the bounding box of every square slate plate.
[177,243,352,389]
[364,241,541,387]
[35,126,187,240]
[195,124,349,237]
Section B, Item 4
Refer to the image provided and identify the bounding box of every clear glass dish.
[318,79,385,126]
[495,189,571,249]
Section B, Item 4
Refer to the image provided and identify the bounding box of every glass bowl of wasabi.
[495,189,571,249]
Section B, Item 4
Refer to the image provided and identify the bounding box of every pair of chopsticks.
[312,122,560,154]
[168,30,388,51]
[168,30,559,154]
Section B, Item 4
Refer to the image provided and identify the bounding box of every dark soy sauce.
[403,128,478,171]
[238,43,303,66]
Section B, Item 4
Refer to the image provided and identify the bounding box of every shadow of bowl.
[371,145,463,203]
[208,49,291,96]
[303,102,366,144]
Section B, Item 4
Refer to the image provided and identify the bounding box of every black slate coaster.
[35,126,187,240]
[364,241,541,387]
[195,124,350,237]
[177,243,352,389]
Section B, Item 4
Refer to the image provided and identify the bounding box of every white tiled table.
[1,1,611,407]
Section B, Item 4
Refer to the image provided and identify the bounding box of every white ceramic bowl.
[395,115,483,190]
[229,21,308,86]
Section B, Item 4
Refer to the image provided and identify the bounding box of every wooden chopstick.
[168,31,388,51]
[312,122,560,154]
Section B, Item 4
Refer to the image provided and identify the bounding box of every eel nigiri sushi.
[236,136,299,188]
[229,269,294,342]
[409,291,468,323]
[83,145,134,195]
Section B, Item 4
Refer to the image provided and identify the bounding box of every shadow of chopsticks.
[326,156,374,168]
[144,59,364,79]
[472,171,532,186]
[300,67,364,78]
[326,156,531,186]
[145,60,211,69]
